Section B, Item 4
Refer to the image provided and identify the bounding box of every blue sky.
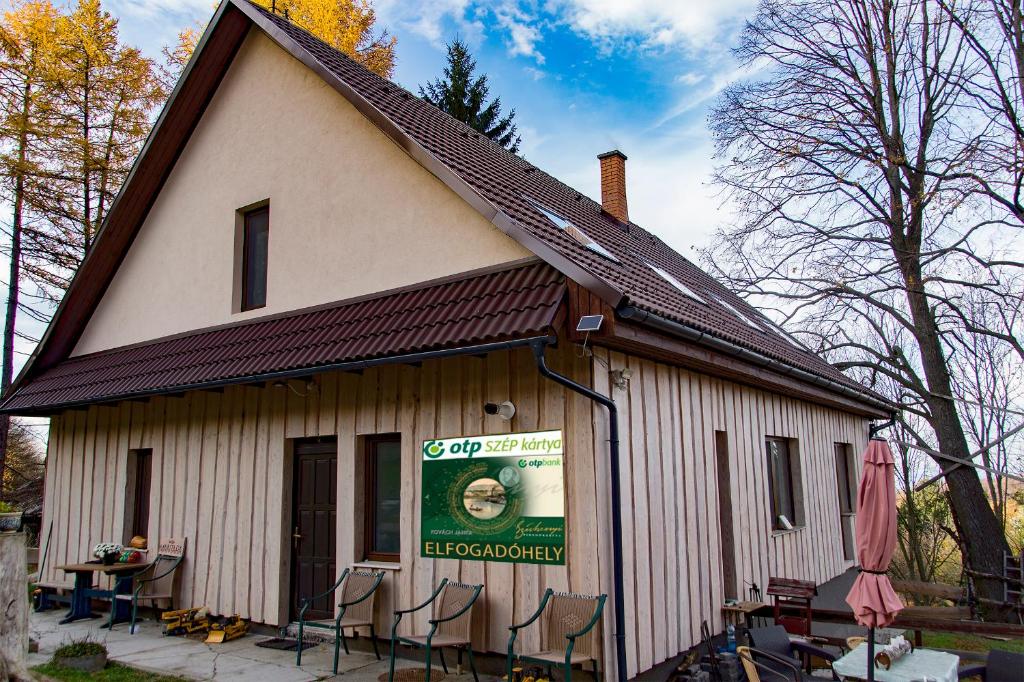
[110,0,759,255]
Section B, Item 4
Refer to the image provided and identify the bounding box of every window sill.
[353,561,401,571]
[771,526,806,538]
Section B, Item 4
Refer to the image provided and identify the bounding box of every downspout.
[530,339,628,682]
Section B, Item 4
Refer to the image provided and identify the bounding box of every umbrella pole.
[867,627,875,682]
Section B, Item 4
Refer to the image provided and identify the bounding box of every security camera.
[484,401,516,420]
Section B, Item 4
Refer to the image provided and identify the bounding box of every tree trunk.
[0,81,31,498]
[901,260,1010,611]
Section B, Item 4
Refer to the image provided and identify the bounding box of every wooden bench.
[33,581,74,611]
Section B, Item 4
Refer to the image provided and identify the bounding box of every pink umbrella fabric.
[845,439,904,628]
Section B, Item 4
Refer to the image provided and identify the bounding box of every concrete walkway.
[29,611,491,681]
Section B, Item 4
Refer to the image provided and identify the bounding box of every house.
[1,1,891,678]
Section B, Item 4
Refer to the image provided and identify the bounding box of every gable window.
[766,437,803,530]
[241,206,269,311]
[364,435,401,561]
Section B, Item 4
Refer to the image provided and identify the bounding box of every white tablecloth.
[833,644,959,682]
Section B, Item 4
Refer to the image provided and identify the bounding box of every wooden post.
[0,531,30,681]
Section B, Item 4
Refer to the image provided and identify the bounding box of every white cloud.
[495,4,545,63]
[523,66,546,80]
[552,0,757,51]
[675,71,705,86]
[654,57,766,130]
[374,0,482,47]
[107,0,214,21]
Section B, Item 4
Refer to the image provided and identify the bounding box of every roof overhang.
[1,263,565,415]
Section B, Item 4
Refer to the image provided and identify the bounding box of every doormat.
[378,668,447,682]
[255,637,317,652]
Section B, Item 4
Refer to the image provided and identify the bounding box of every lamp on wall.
[484,401,516,420]
[610,368,632,390]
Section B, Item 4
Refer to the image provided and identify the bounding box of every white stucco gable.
[72,29,531,356]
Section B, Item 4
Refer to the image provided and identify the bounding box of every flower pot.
[54,652,107,673]
[102,552,117,566]
[0,511,22,533]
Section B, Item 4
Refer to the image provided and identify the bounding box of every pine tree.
[420,39,520,153]
[254,0,395,77]
[0,0,61,495]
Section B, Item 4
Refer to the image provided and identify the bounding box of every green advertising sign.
[420,430,565,565]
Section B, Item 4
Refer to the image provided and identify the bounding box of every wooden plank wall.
[37,346,593,651]
[588,348,866,676]
[38,344,866,678]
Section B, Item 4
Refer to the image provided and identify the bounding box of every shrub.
[54,636,107,659]
[0,501,16,513]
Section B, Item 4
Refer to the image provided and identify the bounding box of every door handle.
[292,526,302,548]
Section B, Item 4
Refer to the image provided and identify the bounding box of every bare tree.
[949,288,1024,528]
[707,0,1023,610]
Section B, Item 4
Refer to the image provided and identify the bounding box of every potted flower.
[53,637,108,672]
[92,542,123,566]
[0,501,22,533]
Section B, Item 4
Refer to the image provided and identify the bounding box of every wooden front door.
[290,438,337,621]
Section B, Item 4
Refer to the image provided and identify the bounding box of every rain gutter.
[617,305,893,415]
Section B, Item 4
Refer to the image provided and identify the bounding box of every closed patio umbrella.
[845,438,904,681]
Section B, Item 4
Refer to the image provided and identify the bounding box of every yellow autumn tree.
[254,0,395,77]
[44,0,164,258]
[0,0,62,495]
[158,25,201,92]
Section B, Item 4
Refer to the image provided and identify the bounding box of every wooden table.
[721,600,768,628]
[57,562,152,625]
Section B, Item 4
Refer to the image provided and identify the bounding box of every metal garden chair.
[112,538,186,632]
[958,649,1024,681]
[507,588,606,682]
[388,578,483,682]
[296,568,385,674]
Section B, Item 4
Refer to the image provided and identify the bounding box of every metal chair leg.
[388,634,397,682]
[370,625,381,660]
[341,627,350,655]
[466,646,479,682]
[425,644,433,682]
[333,625,342,674]
[439,648,448,674]
[297,620,305,666]
[129,596,138,634]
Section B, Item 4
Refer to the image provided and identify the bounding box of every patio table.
[832,642,959,682]
[57,561,152,625]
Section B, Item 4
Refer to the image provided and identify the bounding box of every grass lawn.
[922,630,1024,654]
[32,662,191,682]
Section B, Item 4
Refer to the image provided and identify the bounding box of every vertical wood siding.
[38,345,866,678]
[587,349,867,676]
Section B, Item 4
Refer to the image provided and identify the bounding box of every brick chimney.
[598,150,629,224]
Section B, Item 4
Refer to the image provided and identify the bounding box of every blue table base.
[57,569,137,625]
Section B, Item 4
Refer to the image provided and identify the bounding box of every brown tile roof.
[242,2,873,398]
[2,264,563,413]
